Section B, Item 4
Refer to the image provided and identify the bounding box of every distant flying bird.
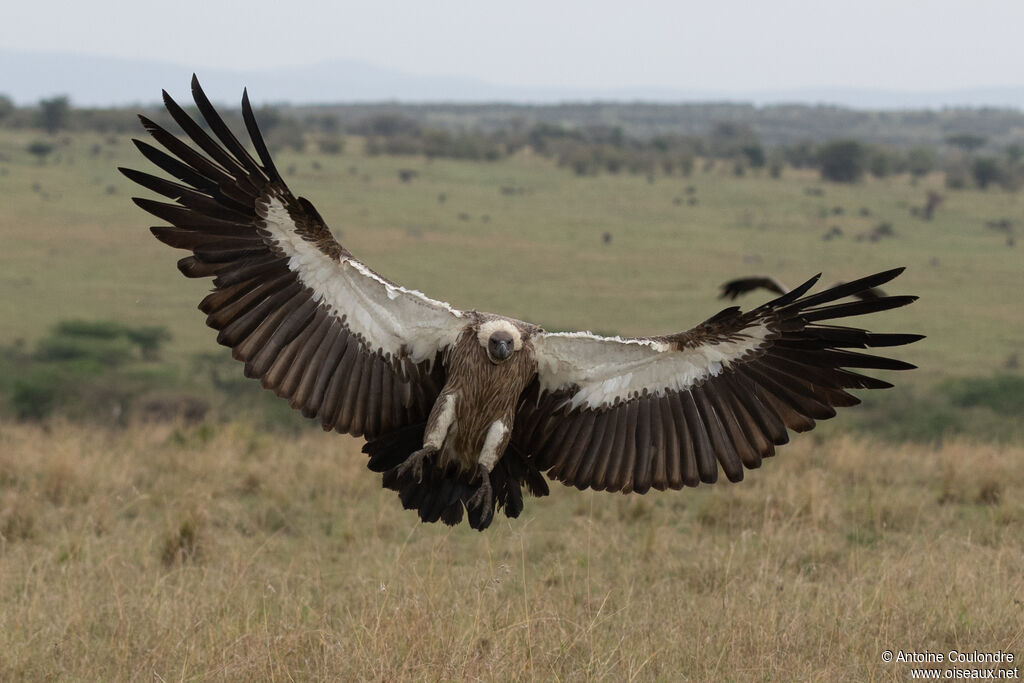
[123,77,922,531]
[719,276,887,302]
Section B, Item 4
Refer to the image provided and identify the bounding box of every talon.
[467,466,493,511]
[394,446,435,483]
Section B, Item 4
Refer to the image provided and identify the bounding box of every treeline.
[289,100,1024,150]
[356,114,1024,190]
[5,93,1024,189]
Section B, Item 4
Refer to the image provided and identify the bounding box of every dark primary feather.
[120,79,446,439]
[520,271,922,493]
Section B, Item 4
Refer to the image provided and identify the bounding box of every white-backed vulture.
[122,77,922,530]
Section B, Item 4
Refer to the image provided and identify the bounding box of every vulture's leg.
[393,393,456,482]
[467,419,509,511]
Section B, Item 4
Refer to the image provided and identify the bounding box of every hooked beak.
[491,339,512,361]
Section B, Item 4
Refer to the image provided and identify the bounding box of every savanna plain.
[0,127,1021,680]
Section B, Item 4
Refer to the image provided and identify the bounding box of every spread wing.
[720,275,887,301]
[120,76,466,438]
[518,269,921,493]
[718,275,789,300]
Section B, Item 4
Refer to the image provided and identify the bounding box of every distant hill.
[4,48,1024,110]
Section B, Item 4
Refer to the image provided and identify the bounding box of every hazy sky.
[4,0,1023,92]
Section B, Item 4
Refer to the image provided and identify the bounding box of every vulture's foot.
[467,465,493,512]
[394,446,436,483]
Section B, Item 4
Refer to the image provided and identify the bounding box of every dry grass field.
[0,422,1021,680]
[1,125,1022,679]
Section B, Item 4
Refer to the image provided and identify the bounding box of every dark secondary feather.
[120,75,444,440]
[519,269,923,492]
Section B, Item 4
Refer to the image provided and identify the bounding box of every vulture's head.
[477,318,530,364]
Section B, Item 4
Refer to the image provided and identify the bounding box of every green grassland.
[1,128,1022,679]
[1,130,1020,384]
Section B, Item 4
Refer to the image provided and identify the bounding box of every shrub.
[318,137,345,155]
[709,121,759,158]
[740,144,766,168]
[12,373,57,420]
[818,140,866,183]
[971,157,1003,190]
[5,320,176,422]
[52,320,170,360]
[868,147,896,178]
[34,335,134,367]
[782,141,817,169]
[54,319,125,339]
[946,133,986,153]
[26,140,54,161]
[944,375,1024,416]
[123,326,171,360]
[844,375,1024,443]
[351,113,420,138]
[905,147,937,178]
[0,94,13,121]
[37,96,70,134]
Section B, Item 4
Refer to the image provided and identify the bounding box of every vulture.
[122,77,922,530]
[719,276,887,302]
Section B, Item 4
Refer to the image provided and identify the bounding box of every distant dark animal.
[602,232,612,245]
[922,192,943,221]
[985,218,1013,233]
[123,77,922,531]
[719,276,887,302]
[873,222,894,238]
[855,222,896,243]
[398,169,418,183]
[822,226,843,241]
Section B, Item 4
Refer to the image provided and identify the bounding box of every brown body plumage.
[436,316,539,472]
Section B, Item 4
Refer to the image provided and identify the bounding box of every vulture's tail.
[363,424,548,530]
